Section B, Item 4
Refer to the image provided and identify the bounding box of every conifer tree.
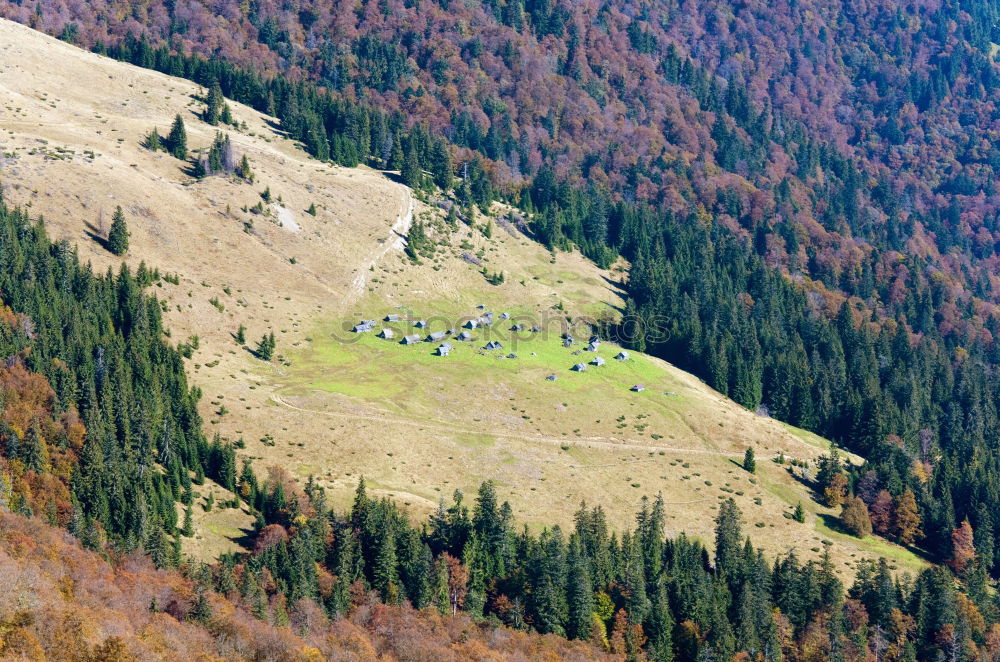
[167,114,188,159]
[373,529,399,603]
[401,140,422,189]
[431,555,451,616]
[107,205,130,255]
[566,537,594,640]
[743,447,756,473]
[647,582,674,662]
[204,82,224,125]
[429,138,453,190]
[145,127,162,151]
[714,498,743,577]
[20,423,48,473]
[237,154,254,182]
[181,501,194,537]
[191,587,213,623]
[255,332,275,360]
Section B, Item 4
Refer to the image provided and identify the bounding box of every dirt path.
[340,186,413,308]
[270,392,746,461]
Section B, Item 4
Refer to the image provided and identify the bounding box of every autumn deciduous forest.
[2,0,1000,660]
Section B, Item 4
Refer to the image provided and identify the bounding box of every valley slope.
[0,18,922,577]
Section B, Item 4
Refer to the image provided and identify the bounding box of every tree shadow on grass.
[83,220,111,253]
[817,513,936,565]
[818,513,850,535]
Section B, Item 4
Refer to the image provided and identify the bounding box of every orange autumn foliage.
[0,359,85,526]
[0,511,619,662]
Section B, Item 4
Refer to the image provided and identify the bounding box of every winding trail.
[340,186,413,308]
[270,392,746,464]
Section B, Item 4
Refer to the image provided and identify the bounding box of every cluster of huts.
[561,335,640,390]
[351,306,645,392]
[352,307,536,359]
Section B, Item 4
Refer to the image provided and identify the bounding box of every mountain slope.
[0,18,923,578]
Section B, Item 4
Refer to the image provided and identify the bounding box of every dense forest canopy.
[7,0,999,311]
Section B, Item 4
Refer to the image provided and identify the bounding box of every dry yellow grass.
[0,19,926,577]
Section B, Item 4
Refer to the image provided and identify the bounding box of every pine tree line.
[0,199,237,556]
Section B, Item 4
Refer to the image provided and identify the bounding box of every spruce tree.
[167,114,188,159]
[429,139,453,190]
[714,498,743,577]
[237,154,253,182]
[647,582,675,662]
[743,447,756,473]
[205,82,224,125]
[431,556,450,615]
[373,529,399,603]
[145,128,162,151]
[107,205,130,255]
[401,140,422,189]
[566,537,595,640]
[255,332,275,360]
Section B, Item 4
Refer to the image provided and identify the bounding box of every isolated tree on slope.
[108,206,129,255]
[167,114,188,159]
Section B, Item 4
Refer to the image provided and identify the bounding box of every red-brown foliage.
[0,512,617,661]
